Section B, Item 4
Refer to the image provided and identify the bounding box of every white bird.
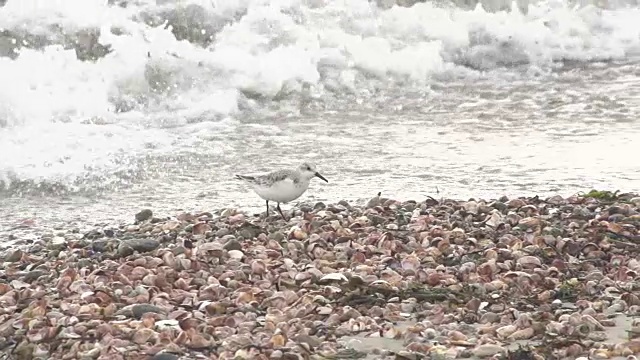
[235,162,328,219]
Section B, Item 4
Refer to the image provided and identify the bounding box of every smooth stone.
[83,229,103,240]
[338,200,352,209]
[117,243,134,258]
[268,231,285,242]
[151,353,179,360]
[237,222,263,239]
[489,201,507,212]
[223,239,242,251]
[314,202,326,210]
[122,239,160,253]
[171,246,186,256]
[473,344,507,358]
[507,199,526,208]
[117,304,166,319]
[608,214,626,222]
[23,270,47,283]
[546,195,566,205]
[135,209,153,223]
[92,239,117,253]
[215,228,230,237]
[4,249,23,262]
[368,215,386,226]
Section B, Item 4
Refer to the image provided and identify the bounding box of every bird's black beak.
[315,172,328,183]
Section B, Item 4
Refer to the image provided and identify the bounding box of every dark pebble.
[609,214,626,222]
[223,239,242,251]
[314,202,326,210]
[104,229,115,237]
[118,304,166,319]
[122,238,160,253]
[151,353,179,360]
[117,243,134,258]
[299,205,313,213]
[237,222,263,239]
[5,249,23,263]
[368,215,387,226]
[338,200,352,209]
[607,206,627,215]
[215,228,230,237]
[83,229,103,240]
[23,270,47,283]
[171,246,185,256]
[135,209,153,223]
[93,239,118,253]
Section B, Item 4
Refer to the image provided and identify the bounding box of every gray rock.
[299,205,313,213]
[122,239,160,253]
[92,239,118,253]
[237,222,263,239]
[117,304,166,319]
[489,201,507,212]
[223,239,242,251]
[83,229,103,240]
[368,215,386,226]
[117,243,134,258]
[23,270,47,283]
[4,249,23,263]
[171,246,185,256]
[607,206,628,216]
[609,214,626,222]
[572,206,594,220]
[135,209,153,223]
[314,202,326,210]
[546,195,566,205]
[269,231,285,242]
[215,228,230,237]
[151,353,179,360]
[337,200,352,209]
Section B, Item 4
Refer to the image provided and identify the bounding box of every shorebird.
[235,162,328,219]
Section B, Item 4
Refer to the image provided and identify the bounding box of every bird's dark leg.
[276,203,287,220]
[265,200,270,217]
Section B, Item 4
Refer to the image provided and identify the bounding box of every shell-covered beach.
[2,191,640,360]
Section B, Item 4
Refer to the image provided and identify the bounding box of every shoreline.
[1,192,639,359]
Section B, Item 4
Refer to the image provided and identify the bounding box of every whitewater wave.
[0,0,639,193]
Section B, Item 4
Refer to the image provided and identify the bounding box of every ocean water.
[0,0,639,233]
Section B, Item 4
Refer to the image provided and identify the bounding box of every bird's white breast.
[253,178,310,203]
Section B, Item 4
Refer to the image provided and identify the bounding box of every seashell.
[581,242,599,255]
[516,255,542,268]
[318,273,348,284]
[496,325,517,339]
[401,255,420,271]
[508,327,534,340]
[162,251,176,267]
[383,326,401,339]
[448,330,467,341]
[270,329,287,347]
[132,328,158,344]
[227,250,244,260]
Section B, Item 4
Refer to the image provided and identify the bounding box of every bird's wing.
[236,169,299,187]
[265,169,295,183]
